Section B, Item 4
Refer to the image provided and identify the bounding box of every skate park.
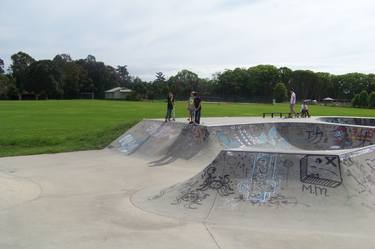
[1,116,375,249]
[2,0,375,247]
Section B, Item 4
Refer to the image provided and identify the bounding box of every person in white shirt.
[289,88,296,117]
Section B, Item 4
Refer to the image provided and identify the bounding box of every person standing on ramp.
[289,88,296,118]
[193,92,202,124]
[187,91,195,124]
[165,92,174,122]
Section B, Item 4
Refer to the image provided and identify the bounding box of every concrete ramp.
[112,119,375,164]
[132,145,375,235]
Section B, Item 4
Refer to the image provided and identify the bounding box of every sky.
[1,0,375,80]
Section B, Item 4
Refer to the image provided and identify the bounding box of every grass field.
[0,100,374,157]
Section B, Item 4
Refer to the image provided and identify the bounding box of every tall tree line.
[1,51,375,102]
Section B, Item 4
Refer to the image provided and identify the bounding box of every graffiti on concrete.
[214,125,290,149]
[300,155,342,188]
[305,126,324,144]
[245,153,280,203]
[332,126,374,148]
[344,155,375,196]
[197,166,234,196]
[351,128,374,147]
[281,159,293,188]
[171,188,210,209]
[302,184,329,197]
[332,126,352,148]
[118,134,141,154]
[267,194,301,207]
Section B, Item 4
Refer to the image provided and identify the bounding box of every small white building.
[105,87,132,99]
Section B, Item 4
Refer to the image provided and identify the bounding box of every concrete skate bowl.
[0,172,41,210]
[318,117,375,127]
[132,147,375,236]
[111,119,375,166]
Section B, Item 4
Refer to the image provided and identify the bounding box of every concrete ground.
[1,117,374,249]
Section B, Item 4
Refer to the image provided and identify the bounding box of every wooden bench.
[262,112,300,118]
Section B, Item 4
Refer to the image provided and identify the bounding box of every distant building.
[105,87,132,99]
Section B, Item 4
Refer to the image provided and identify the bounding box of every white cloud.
[1,0,375,80]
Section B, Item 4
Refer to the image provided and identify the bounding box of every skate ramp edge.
[110,119,375,161]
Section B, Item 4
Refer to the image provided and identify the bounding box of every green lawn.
[0,100,374,157]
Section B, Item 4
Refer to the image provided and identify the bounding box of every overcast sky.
[1,0,375,80]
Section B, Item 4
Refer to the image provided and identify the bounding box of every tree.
[368,92,375,108]
[316,72,333,99]
[278,67,292,86]
[358,90,369,107]
[77,58,119,98]
[334,73,368,100]
[116,65,132,88]
[168,69,199,97]
[290,70,319,100]
[61,62,83,98]
[53,54,72,63]
[10,51,35,99]
[0,74,9,98]
[26,60,62,99]
[151,72,168,99]
[85,55,96,63]
[0,58,4,74]
[248,65,280,97]
[273,83,288,103]
[155,72,165,82]
[351,94,360,107]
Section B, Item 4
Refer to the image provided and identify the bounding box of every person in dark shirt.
[193,92,202,124]
[165,92,174,122]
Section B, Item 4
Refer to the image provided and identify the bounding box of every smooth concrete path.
[2,150,373,249]
[0,150,221,249]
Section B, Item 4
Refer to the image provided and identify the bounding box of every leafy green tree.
[290,70,319,100]
[359,90,369,107]
[10,51,35,99]
[77,58,119,98]
[151,72,168,99]
[63,63,83,98]
[334,73,369,99]
[248,65,280,97]
[0,58,4,74]
[351,95,359,107]
[155,72,165,82]
[351,94,360,107]
[116,65,132,88]
[368,92,375,108]
[26,60,63,99]
[168,69,199,97]
[316,72,333,99]
[278,67,292,86]
[273,83,288,102]
[0,74,9,98]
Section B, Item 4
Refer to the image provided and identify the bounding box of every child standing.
[193,92,202,124]
[187,91,195,124]
[301,100,311,118]
[165,92,174,122]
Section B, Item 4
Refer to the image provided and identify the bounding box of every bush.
[369,92,375,108]
[273,82,288,103]
[359,90,369,107]
[351,94,360,107]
